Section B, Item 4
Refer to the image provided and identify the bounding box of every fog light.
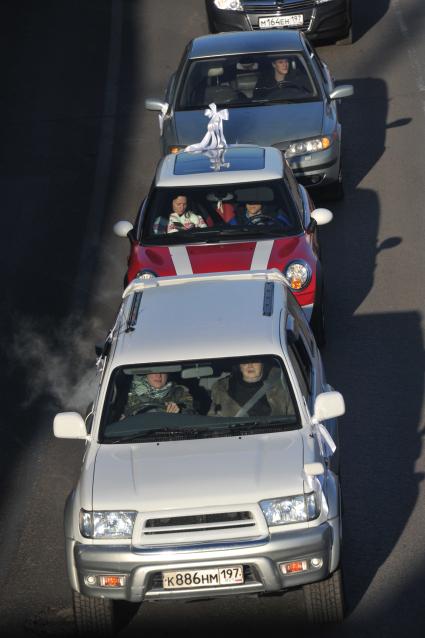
[99,575,126,588]
[85,575,97,586]
[280,560,307,574]
[310,557,323,569]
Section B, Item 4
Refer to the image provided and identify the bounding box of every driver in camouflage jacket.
[124,373,194,416]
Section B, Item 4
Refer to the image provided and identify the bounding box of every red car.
[114,145,332,344]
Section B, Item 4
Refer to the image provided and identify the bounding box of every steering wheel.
[266,84,301,99]
[135,403,168,415]
[247,214,280,226]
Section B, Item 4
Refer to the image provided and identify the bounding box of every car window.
[175,53,319,110]
[141,180,303,244]
[303,38,331,93]
[99,355,300,443]
[284,163,303,212]
[285,294,316,408]
[286,319,314,407]
[286,291,316,355]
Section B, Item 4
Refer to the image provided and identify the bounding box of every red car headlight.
[284,261,312,291]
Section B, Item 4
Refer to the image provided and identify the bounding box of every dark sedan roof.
[188,30,304,59]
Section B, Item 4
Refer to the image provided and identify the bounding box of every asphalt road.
[0,1,424,637]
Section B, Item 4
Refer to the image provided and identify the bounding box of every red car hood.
[128,237,317,305]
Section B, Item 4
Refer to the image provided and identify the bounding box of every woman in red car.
[153,194,207,234]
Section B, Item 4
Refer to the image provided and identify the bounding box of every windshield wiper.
[105,428,184,444]
[105,426,205,444]
[226,418,298,434]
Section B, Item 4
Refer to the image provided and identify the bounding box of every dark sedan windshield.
[176,52,320,110]
[141,179,303,244]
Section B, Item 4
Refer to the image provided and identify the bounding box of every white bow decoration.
[158,102,169,136]
[185,103,229,152]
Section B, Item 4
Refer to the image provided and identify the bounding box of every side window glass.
[165,73,176,104]
[284,164,303,212]
[304,38,329,90]
[287,327,313,401]
[287,293,316,356]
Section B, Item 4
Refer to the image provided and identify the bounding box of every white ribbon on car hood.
[185,103,229,152]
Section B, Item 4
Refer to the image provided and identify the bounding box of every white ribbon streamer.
[311,418,336,458]
[185,103,229,152]
[204,148,230,172]
[158,102,169,136]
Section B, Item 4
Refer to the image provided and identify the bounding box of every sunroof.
[174,147,265,175]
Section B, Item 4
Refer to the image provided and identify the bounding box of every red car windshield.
[141,180,303,245]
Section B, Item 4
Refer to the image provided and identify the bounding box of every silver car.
[146,29,353,200]
[54,270,346,634]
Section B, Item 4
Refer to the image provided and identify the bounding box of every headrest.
[235,186,274,203]
[208,67,224,78]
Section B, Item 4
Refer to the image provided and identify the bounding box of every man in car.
[228,201,290,226]
[254,57,305,100]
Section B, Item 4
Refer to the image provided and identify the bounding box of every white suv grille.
[134,504,269,548]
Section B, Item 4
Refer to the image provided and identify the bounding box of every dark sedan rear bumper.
[208,1,351,42]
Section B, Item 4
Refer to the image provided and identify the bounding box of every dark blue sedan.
[145,29,353,200]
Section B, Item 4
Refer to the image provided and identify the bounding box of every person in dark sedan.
[254,56,309,100]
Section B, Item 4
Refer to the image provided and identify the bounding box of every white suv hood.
[92,431,305,511]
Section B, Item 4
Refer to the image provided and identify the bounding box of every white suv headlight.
[285,136,332,158]
[260,493,319,526]
[80,510,137,539]
[214,0,244,10]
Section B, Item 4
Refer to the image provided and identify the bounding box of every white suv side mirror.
[313,391,345,422]
[53,412,88,440]
[310,208,333,226]
[113,220,133,238]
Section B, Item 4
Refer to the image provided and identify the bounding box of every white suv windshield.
[100,355,299,443]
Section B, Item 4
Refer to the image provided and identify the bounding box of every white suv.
[54,270,345,634]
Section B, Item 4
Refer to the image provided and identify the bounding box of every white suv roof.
[155,145,284,188]
[110,270,290,367]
